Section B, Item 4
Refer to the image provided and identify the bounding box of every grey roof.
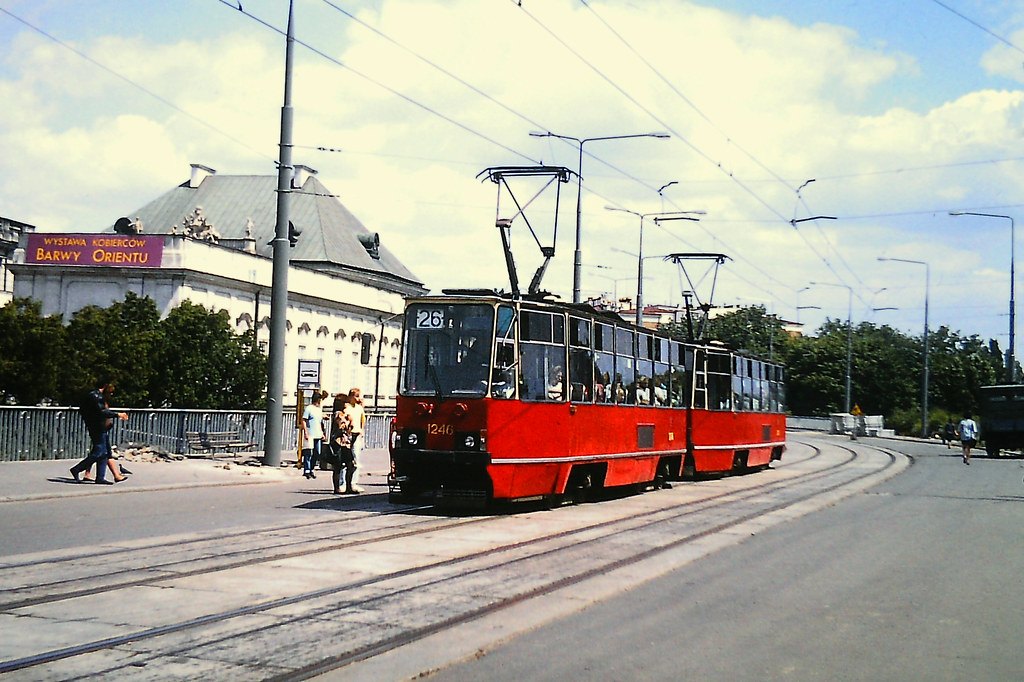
[122,173,424,295]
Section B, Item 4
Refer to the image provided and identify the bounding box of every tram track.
[0,436,905,679]
[0,440,824,612]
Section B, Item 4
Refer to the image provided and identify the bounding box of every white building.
[1,217,35,306]
[11,164,426,408]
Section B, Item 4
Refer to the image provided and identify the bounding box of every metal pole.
[262,0,295,468]
[924,263,930,436]
[1011,217,1016,382]
[809,281,854,413]
[573,141,584,304]
[844,287,853,413]
[529,131,669,304]
[636,216,645,327]
[950,212,1015,381]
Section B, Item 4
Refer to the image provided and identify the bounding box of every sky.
[3,0,1024,353]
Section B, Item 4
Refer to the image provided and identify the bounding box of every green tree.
[0,299,66,404]
[61,293,162,405]
[702,304,787,360]
[662,305,1010,426]
[151,301,266,409]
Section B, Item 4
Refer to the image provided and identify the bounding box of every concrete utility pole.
[263,0,295,468]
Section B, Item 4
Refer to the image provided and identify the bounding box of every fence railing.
[0,406,395,462]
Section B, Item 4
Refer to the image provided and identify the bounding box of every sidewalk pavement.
[0,448,392,504]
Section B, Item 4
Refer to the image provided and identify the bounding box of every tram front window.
[401,304,494,397]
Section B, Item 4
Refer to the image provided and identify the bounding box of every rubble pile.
[111,443,185,463]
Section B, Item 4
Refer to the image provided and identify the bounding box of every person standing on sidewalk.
[957,414,979,465]
[329,393,354,494]
[70,379,128,485]
[299,390,326,479]
[343,387,366,493]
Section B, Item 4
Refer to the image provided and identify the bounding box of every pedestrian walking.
[941,420,956,449]
[299,390,326,479]
[69,378,128,485]
[957,414,979,465]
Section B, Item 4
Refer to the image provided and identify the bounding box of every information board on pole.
[297,359,321,390]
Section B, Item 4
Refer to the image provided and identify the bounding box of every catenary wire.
[0,6,273,164]
[212,0,540,166]
[576,0,865,293]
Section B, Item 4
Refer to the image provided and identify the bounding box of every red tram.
[388,292,786,506]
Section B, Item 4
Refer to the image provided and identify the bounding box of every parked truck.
[978,384,1024,457]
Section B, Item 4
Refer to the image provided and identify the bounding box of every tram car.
[388,292,786,506]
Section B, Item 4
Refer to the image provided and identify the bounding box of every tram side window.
[776,366,787,412]
[653,337,671,407]
[569,317,594,402]
[752,360,764,412]
[637,333,654,406]
[691,348,707,409]
[669,342,687,407]
[707,351,732,410]
[594,322,615,404]
[519,310,567,402]
[615,327,636,405]
[491,305,517,399]
[759,362,770,412]
[733,357,745,412]
[741,356,757,409]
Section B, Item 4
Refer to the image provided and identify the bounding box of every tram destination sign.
[26,233,164,268]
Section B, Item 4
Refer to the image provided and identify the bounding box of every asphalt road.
[424,438,1024,682]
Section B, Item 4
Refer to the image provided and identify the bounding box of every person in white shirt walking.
[957,414,979,465]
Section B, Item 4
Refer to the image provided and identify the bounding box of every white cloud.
[2,0,1023,342]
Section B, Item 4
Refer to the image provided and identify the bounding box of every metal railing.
[0,406,394,462]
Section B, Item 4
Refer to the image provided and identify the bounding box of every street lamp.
[950,211,1015,381]
[529,130,670,303]
[605,207,704,326]
[878,256,930,438]
[810,281,854,413]
[588,272,635,310]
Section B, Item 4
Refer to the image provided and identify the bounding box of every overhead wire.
[509,3,790,291]
[313,0,661,213]
[576,0,863,294]
[927,0,1024,56]
[212,0,540,166]
[0,6,273,164]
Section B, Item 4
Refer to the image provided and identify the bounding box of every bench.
[185,430,254,454]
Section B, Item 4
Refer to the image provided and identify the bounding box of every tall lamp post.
[263,0,296,468]
[878,257,930,437]
[605,207,704,326]
[529,130,670,304]
[950,211,1015,382]
[810,281,854,413]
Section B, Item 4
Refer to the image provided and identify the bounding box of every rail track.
[0,434,908,680]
